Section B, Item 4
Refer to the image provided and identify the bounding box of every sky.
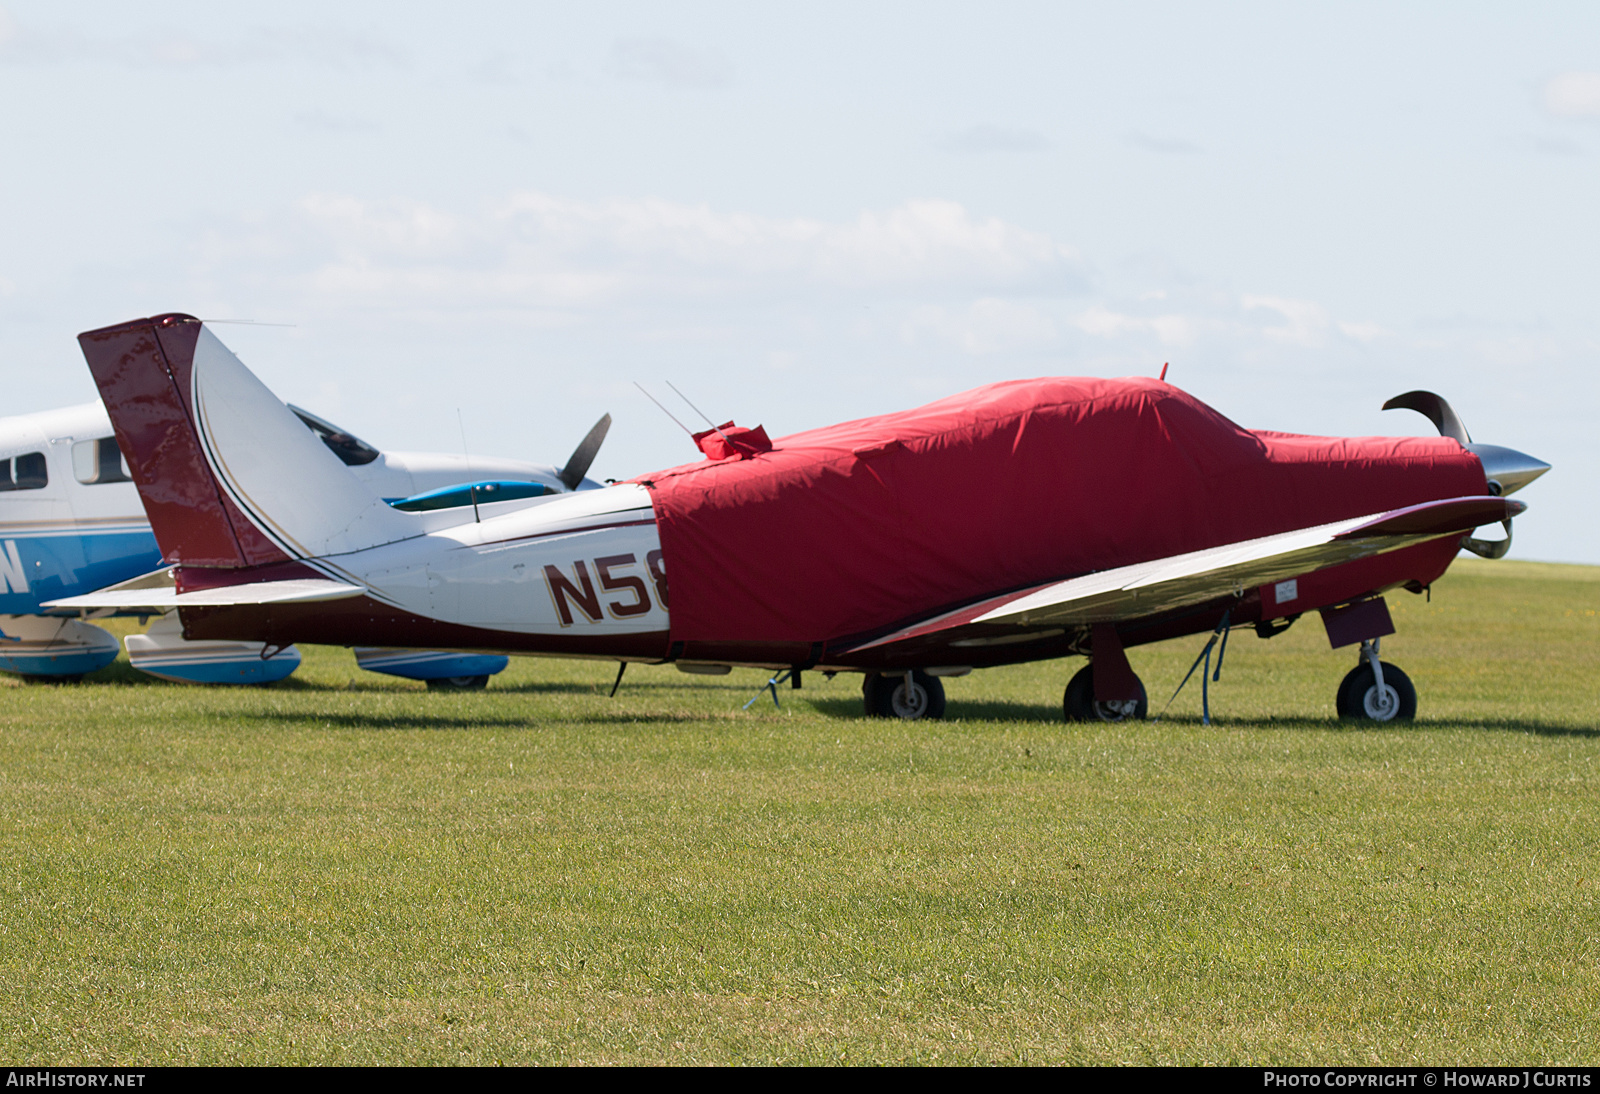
[1,2,1596,561]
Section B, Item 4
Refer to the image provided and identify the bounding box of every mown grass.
[2,558,1598,1064]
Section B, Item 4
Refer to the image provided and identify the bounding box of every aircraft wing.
[845,495,1522,653]
[43,568,365,615]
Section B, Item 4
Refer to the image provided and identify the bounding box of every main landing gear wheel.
[1063,665,1148,723]
[1335,662,1416,722]
[862,671,946,720]
[426,675,490,692]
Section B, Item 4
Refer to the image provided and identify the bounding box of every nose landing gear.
[1335,639,1416,722]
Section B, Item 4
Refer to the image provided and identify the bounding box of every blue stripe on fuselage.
[0,530,164,615]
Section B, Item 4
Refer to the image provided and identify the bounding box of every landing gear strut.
[1063,665,1148,722]
[863,670,946,720]
[1334,639,1415,722]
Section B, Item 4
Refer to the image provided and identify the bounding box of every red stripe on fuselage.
[176,593,672,660]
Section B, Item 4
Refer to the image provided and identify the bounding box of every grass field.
[2,558,1598,1065]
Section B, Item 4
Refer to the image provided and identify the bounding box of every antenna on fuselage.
[456,408,480,523]
[664,380,739,451]
[634,383,695,436]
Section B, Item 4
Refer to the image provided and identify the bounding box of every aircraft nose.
[1466,443,1550,497]
[1381,392,1551,498]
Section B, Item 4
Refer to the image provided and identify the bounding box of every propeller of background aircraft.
[558,414,612,491]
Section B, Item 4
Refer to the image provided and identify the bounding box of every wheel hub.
[891,680,928,719]
[1092,699,1140,722]
[1362,683,1399,721]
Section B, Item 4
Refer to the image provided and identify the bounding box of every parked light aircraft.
[57,313,1549,721]
[5,390,610,685]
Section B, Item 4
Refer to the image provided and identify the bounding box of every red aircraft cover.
[639,377,1485,644]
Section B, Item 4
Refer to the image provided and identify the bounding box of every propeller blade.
[1383,392,1549,496]
[1461,519,1515,559]
[558,413,612,490]
[1381,390,1471,445]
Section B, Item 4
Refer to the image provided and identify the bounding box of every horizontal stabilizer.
[44,577,365,615]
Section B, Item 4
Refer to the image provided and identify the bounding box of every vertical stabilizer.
[78,314,413,566]
[79,315,271,567]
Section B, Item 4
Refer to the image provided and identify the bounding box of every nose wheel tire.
[1335,661,1416,722]
[426,675,490,692]
[1063,665,1148,722]
[863,671,946,720]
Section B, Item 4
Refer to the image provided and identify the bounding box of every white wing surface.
[846,495,1520,652]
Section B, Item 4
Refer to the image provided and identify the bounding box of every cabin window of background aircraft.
[288,406,380,466]
[71,437,132,485]
[0,452,48,491]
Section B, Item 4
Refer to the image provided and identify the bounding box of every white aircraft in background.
[1,398,610,686]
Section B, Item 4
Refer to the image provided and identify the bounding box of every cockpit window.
[72,437,133,485]
[0,452,48,491]
[288,404,381,466]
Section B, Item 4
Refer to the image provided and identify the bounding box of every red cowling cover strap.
[639,377,1484,644]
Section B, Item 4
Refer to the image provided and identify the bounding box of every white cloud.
[1070,293,1387,355]
[234,190,1433,379]
[242,192,1083,313]
[902,298,1060,355]
[1543,72,1600,119]
[1241,295,1329,347]
[1337,321,1389,343]
[610,36,732,89]
[179,191,1467,408]
[1071,305,1202,348]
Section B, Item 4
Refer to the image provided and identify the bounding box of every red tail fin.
[78,314,292,569]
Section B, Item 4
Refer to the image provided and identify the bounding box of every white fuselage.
[304,483,669,638]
